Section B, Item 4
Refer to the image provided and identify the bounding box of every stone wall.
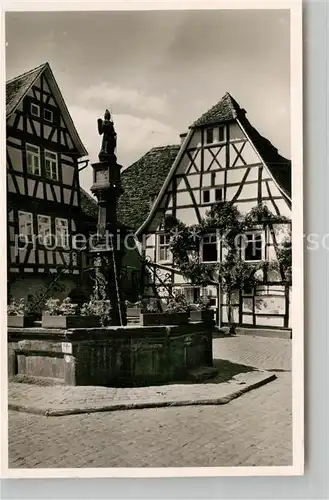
[8,323,214,387]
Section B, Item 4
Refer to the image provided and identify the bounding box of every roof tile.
[6,63,47,117]
[117,145,180,230]
[191,92,291,198]
[190,92,242,128]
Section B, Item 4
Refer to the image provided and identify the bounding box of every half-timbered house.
[125,93,292,329]
[6,62,91,302]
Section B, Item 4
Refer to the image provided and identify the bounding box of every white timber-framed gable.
[6,63,88,283]
[136,92,292,329]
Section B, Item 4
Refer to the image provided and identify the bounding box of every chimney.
[180,132,187,145]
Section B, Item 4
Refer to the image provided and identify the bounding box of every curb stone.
[8,373,277,417]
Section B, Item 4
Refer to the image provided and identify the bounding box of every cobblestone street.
[8,336,292,468]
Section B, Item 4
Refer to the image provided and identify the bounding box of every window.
[202,189,210,204]
[215,188,223,202]
[30,103,40,117]
[206,128,214,144]
[158,234,171,262]
[55,218,69,248]
[242,232,264,262]
[203,288,217,306]
[37,215,51,245]
[201,234,218,262]
[218,126,225,142]
[183,287,200,304]
[18,211,33,239]
[26,144,41,176]
[45,150,59,181]
[44,109,53,122]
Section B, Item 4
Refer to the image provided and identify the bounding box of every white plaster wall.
[229,122,245,141]
[188,130,202,149]
[175,207,199,225]
[8,146,23,172]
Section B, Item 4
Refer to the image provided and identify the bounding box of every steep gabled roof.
[190,92,242,128]
[238,114,291,199]
[6,63,46,117]
[77,147,180,230]
[6,62,88,157]
[136,93,291,235]
[191,92,291,199]
[80,188,98,220]
[117,145,180,230]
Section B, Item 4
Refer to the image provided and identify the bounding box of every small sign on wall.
[61,342,72,354]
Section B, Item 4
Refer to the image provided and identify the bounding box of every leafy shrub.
[80,299,112,326]
[43,297,78,316]
[7,298,33,316]
[143,298,160,313]
[164,291,190,313]
[196,296,212,311]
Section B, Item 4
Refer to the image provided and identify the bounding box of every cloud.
[75,83,170,118]
[69,105,179,192]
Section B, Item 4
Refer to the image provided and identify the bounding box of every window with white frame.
[242,232,264,262]
[18,211,33,239]
[55,218,69,248]
[203,287,217,306]
[201,234,218,262]
[218,125,225,142]
[202,189,211,204]
[44,108,53,122]
[26,144,41,176]
[30,103,40,117]
[215,188,223,202]
[37,215,51,245]
[45,150,59,181]
[183,287,200,304]
[206,128,214,144]
[158,233,171,262]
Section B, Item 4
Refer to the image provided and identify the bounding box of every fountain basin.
[8,323,214,387]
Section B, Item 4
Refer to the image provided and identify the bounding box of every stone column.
[90,111,126,326]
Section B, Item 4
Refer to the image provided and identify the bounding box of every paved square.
[8,335,292,468]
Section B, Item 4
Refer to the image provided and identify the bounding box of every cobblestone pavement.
[8,336,292,468]
[9,368,274,414]
[213,335,292,371]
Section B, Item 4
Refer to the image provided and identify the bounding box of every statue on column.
[98,109,117,163]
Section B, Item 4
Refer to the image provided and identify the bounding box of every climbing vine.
[164,201,291,328]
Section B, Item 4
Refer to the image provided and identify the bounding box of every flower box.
[41,315,100,329]
[140,312,189,326]
[7,315,37,328]
[127,307,142,318]
[189,310,214,323]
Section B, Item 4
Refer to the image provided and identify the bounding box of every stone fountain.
[7,111,215,387]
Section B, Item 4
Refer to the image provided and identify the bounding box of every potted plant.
[189,296,214,323]
[7,298,37,328]
[140,292,190,326]
[41,297,101,329]
[80,298,112,327]
[126,296,143,319]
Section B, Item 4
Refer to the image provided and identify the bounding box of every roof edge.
[6,62,88,158]
[236,117,291,202]
[135,134,192,236]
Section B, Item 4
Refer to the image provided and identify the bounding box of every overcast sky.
[6,9,290,193]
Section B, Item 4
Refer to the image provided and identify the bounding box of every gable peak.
[190,92,246,129]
